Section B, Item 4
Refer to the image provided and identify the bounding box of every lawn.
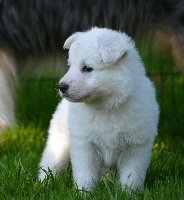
[0,46,184,199]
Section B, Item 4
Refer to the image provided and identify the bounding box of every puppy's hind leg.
[39,133,70,181]
[0,48,17,131]
[38,102,70,181]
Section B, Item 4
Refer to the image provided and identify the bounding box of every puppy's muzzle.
[59,82,69,94]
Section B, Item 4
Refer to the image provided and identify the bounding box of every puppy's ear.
[63,32,82,49]
[99,42,127,64]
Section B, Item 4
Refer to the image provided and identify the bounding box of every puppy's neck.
[85,94,131,111]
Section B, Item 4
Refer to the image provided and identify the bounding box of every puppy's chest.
[92,131,127,166]
[70,105,142,165]
[92,129,125,148]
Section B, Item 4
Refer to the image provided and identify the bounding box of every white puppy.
[39,27,159,191]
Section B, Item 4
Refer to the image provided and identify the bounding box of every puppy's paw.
[38,168,48,181]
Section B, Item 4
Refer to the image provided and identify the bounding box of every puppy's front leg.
[118,142,153,190]
[70,139,101,191]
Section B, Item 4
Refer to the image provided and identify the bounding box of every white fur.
[0,49,16,132]
[39,27,159,191]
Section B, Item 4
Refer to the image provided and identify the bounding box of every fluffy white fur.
[39,27,159,191]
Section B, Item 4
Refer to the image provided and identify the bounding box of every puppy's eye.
[82,66,94,72]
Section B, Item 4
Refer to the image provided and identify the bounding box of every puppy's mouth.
[64,95,81,102]
[62,93,91,103]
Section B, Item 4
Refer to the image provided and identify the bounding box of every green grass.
[0,49,184,199]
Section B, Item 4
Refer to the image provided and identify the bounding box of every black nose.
[59,82,69,93]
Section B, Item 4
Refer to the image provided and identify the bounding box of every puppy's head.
[59,27,144,108]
